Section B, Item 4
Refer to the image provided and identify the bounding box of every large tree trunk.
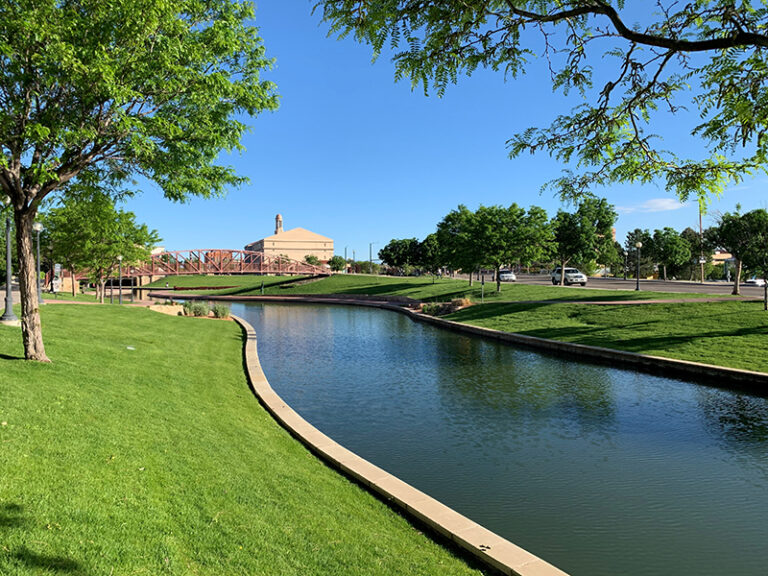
[560,259,567,286]
[71,267,77,297]
[14,209,49,362]
[732,259,742,296]
[496,265,501,293]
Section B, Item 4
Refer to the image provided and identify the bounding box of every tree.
[470,204,527,292]
[44,190,159,303]
[320,2,768,201]
[652,228,691,281]
[707,210,752,294]
[625,229,654,280]
[328,255,347,272]
[737,210,768,310]
[304,255,321,266]
[552,198,616,285]
[517,206,555,272]
[436,205,482,286]
[0,0,278,361]
[416,233,442,282]
[378,238,420,274]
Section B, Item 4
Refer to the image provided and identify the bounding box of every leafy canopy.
[319,1,768,202]
[0,0,278,210]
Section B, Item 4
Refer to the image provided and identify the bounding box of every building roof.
[261,227,332,243]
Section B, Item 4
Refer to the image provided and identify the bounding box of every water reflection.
[232,302,768,576]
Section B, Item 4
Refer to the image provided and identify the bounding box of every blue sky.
[125,1,768,259]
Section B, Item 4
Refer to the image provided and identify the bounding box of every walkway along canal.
[232,301,768,576]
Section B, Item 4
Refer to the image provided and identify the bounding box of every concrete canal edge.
[232,314,571,576]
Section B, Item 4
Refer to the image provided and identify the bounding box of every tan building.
[244,214,333,263]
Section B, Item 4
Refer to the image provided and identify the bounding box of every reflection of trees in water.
[698,388,768,449]
[431,331,617,438]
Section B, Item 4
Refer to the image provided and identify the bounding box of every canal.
[232,302,768,576]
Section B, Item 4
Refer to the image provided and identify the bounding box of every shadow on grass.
[0,353,24,361]
[11,547,85,574]
[522,323,768,353]
[0,504,86,574]
[0,503,25,528]
[449,302,554,320]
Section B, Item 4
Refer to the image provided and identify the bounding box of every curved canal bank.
[233,313,569,576]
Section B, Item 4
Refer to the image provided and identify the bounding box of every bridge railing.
[131,249,328,277]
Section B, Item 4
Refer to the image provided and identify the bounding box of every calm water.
[232,302,768,576]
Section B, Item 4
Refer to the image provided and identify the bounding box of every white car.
[744,277,766,287]
[551,267,588,286]
[499,270,516,282]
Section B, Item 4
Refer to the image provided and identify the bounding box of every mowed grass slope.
[448,300,768,373]
[146,273,710,302]
[0,305,484,576]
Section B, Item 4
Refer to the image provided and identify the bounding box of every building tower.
[275,213,283,235]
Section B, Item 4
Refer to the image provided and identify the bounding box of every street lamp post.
[635,241,643,291]
[32,222,43,305]
[117,255,123,304]
[369,242,375,275]
[1,196,18,323]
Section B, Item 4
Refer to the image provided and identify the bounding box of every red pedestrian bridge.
[131,249,328,277]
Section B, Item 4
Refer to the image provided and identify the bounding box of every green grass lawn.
[448,300,768,373]
[145,273,713,302]
[0,305,484,576]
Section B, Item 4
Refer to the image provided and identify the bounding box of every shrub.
[420,298,471,317]
[211,302,230,319]
[191,302,210,317]
[420,303,442,316]
[182,300,195,316]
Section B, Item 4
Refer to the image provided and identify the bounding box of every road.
[512,273,765,298]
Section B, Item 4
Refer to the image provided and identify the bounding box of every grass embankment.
[149,274,768,374]
[448,300,768,373]
[145,273,710,302]
[0,305,483,576]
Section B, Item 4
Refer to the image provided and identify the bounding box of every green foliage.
[182,300,195,316]
[319,1,768,202]
[652,227,692,280]
[416,233,442,278]
[420,298,470,316]
[304,254,321,266]
[552,197,617,283]
[191,301,211,317]
[0,0,278,204]
[734,209,768,308]
[211,302,231,319]
[0,0,278,357]
[328,255,347,272]
[378,238,420,272]
[625,228,655,278]
[436,203,553,288]
[42,188,160,301]
[436,205,481,281]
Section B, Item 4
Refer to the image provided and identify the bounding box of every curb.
[232,314,570,576]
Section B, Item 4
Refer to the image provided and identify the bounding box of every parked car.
[499,270,517,282]
[744,277,766,287]
[551,267,588,286]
